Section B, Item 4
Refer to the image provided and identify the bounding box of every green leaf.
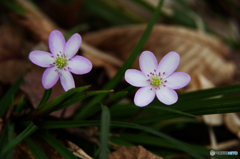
[0,122,15,159]
[38,120,204,158]
[99,105,111,159]
[37,88,52,109]
[103,91,128,106]
[38,132,77,159]
[0,76,23,118]
[176,83,240,103]
[84,0,140,25]
[135,96,240,124]
[0,122,37,157]
[111,103,195,119]
[25,137,49,159]
[32,86,112,119]
[64,24,89,39]
[103,86,136,106]
[15,95,25,113]
[118,133,232,159]
[1,0,26,15]
[74,0,165,120]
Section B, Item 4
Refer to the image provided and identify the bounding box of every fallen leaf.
[83,25,235,85]
[0,21,28,84]
[21,64,80,118]
[109,145,163,159]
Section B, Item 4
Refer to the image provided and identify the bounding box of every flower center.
[147,70,167,90]
[151,76,161,86]
[55,57,67,68]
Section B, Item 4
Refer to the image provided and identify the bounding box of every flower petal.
[156,87,178,105]
[49,30,65,57]
[29,51,55,67]
[139,51,158,76]
[64,33,82,59]
[134,86,155,107]
[42,66,60,89]
[125,69,149,87]
[67,55,92,74]
[157,51,180,79]
[60,70,75,91]
[165,72,191,89]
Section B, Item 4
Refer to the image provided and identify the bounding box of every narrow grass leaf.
[64,24,89,39]
[1,1,26,15]
[84,0,138,25]
[0,122,15,159]
[25,137,49,159]
[32,89,112,119]
[103,91,128,106]
[137,96,240,123]
[15,95,25,113]
[38,120,203,158]
[176,83,240,102]
[38,132,77,159]
[99,105,111,159]
[1,122,37,156]
[37,88,52,109]
[0,76,23,117]
[74,0,165,120]
[118,133,230,159]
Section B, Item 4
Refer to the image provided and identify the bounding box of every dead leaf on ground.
[20,64,80,118]
[83,25,235,86]
[0,21,28,84]
[109,145,163,159]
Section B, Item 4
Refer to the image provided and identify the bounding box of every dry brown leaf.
[20,64,80,118]
[67,140,93,159]
[83,25,235,84]
[0,21,28,84]
[109,145,163,159]
[187,74,223,126]
[224,113,240,139]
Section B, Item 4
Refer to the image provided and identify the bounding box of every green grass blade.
[99,105,111,159]
[1,122,37,157]
[110,103,195,119]
[176,83,240,102]
[1,0,26,15]
[25,137,49,159]
[64,24,89,39]
[118,133,231,159]
[37,88,52,109]
[0,122,15,159]
[38,132,77,159]
[74,0,165,120]
[0,76,23,117]
[15,95,25,113]
[32,89,112,119]
[38,120,203,158]
[84,0,139,25]
[103,91,128,106]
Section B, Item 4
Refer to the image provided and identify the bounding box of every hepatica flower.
[29,30,92,91]
[125,51,190,107]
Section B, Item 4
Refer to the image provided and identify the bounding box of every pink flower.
[125,51,190,107]
[29,30,92,91]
